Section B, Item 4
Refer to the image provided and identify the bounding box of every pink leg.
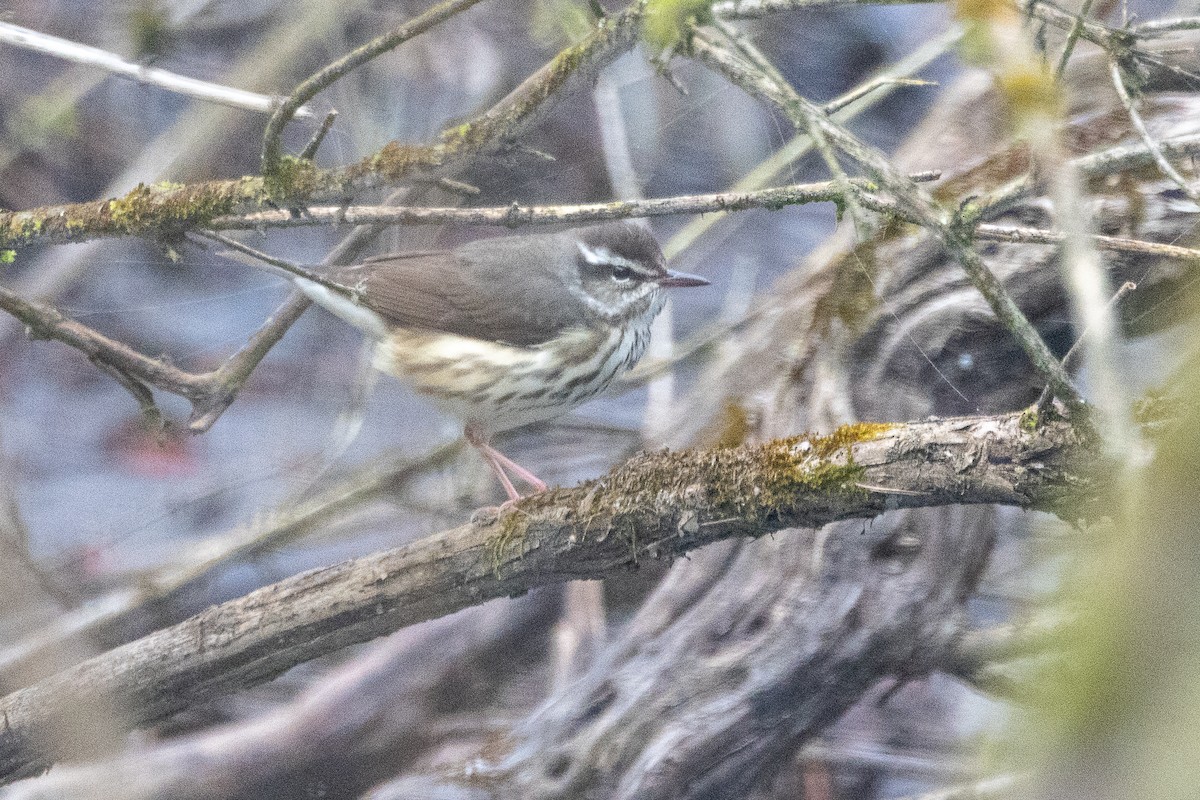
[465,425,547,502]
[478,445,523,503]
[484,446,548,493]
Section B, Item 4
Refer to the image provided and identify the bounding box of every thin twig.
[194,231,355,297]
[208,176,933,232]
[1054,0,1097,78]
[1109,57,1200,202]
[663,25,960,260]
[0,21,315,117]
[0,283,210,403]
[300,110,339,161]
[975,224,1200,262]
[1133,16,1200,37]
[261,0,490,173]
[689,31,1085,411]
[712,17,871,236]
[1035,281,1137,409]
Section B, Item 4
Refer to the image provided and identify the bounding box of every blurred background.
[0,0,952,620]
[3,0,1200,798]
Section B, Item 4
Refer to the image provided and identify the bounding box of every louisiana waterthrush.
[275,222,708,502]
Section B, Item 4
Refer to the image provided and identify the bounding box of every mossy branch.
[0,411,1104,782]
[0,5,645,252]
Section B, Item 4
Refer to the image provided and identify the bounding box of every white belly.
[373,324,651,434]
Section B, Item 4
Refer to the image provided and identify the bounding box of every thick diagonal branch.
[0,412,1103,782]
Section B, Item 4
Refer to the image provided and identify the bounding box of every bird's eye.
[611,264,633,281]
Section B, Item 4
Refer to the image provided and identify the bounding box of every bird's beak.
[658,269,710,288]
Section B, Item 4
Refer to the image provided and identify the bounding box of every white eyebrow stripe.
[576,242,655,276]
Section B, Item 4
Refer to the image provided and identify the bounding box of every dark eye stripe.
[577,243,657,280]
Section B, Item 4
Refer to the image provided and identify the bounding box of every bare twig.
[0,283,211,404]
[0,22,316,118]
[975,224,1200,262]
[1035,281,1137,409]
[663,25,960,260]
[299,110,339,161]
[712,18,871,236]
[1133,16,1200,37]
[1109,58,1200,202]
[1054,0,1097,78]
[1,5,647,252]
[0,412,1104,782]
[207,177,916,231]
[194,231,354,297]
[260,0,488,173]
[688,31,1085,411]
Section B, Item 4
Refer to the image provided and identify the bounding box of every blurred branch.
[0,22,316,118]
[893,774,1023,800]
[948,608,1073,678]
[0,412,1105,781]
[1109,57,1200,202]
[261,0,489,173]
[0,5,646,251]
[946,610,1078,703]
[2,596,559,800]
[663,25,960,260]
[800,740,982,780]
[688,30,1085,411]
[0,441,464,690]
[953,653,1067,702]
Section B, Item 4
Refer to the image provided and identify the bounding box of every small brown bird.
[253,222,708,502]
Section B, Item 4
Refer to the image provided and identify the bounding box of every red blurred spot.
[103,417,198,477]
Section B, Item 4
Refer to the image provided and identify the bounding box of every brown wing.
[332,245,589,347]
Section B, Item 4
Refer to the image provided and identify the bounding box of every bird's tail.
[215,246,389,340]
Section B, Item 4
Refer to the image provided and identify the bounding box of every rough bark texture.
[362,38,1200,800]
[0,411,1097,784]
[3,27,1199,800]
[1,594,560,800]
